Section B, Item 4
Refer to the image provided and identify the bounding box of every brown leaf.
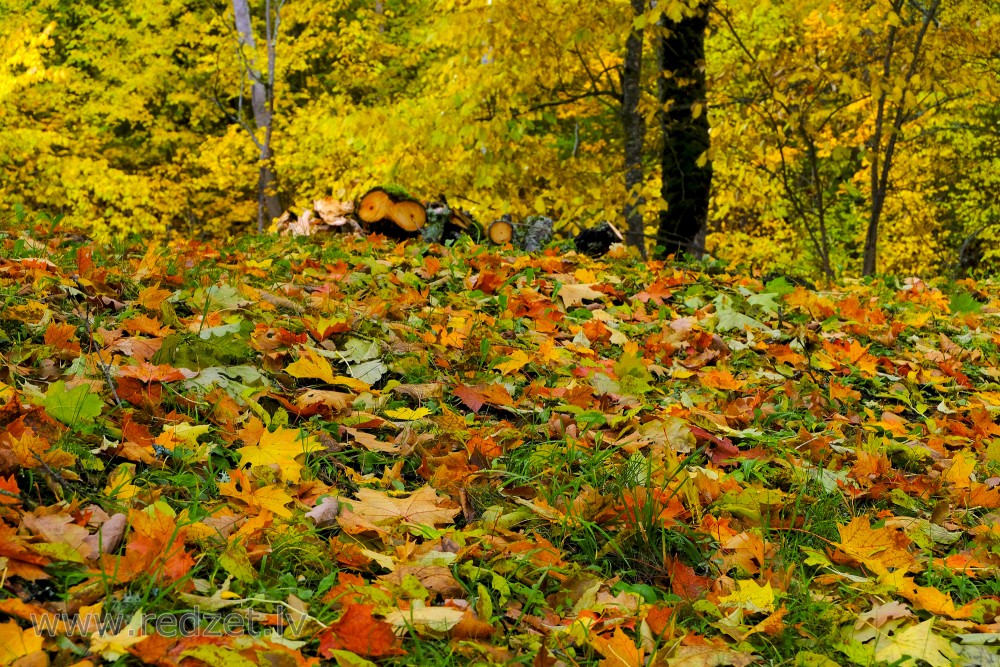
[305,496,340,528]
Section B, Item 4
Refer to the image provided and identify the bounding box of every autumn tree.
[861,0,940,275]
[0,0,248,238]
[3,0,1000,278]
[707,0,1000,276]
[0,21,56,102]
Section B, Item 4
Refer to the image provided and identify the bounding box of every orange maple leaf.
[834,517,915,573]
[44,322,81,355]
[700,368,745,391]
[592,627,644,667]
[318,604,404,657]
[343,486,459,529]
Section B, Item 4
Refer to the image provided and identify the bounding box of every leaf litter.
[0,231,998,666]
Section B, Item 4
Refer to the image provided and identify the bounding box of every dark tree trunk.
[655,2,712,259]
[621,0,647,257]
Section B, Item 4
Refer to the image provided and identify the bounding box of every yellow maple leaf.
[874,619,959,667]
[383,407,431,421]
[286,347,336,383]
[536,338,563,365]
[835,517,915,573]
[558,283,605,308]
[495,350,531,375]
[154,423,212,461]
[137,284,172,310]
[941,451,975,489]
[105,463,140,501]
[0,620,43,664]
[90,610,145,661]
[220,472,294,518]
[286,348,371,391]
[237,427,322,484]
[245,486,294,518]
[887,576,978,619]
[719,580,776,614]
[10,429,76,469]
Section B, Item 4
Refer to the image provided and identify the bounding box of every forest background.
[1,0,999,278]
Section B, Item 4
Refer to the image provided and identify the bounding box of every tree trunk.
[621,0,647,258]
[232,0,282,231]
[861,0,940,276]
[655,2,712,260]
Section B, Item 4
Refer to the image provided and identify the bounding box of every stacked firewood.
[274,186,622,257]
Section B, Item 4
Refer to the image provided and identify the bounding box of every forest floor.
[1,227,999,667]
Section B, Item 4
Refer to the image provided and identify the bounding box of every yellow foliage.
[0,0,997,277]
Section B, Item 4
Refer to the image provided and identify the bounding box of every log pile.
[274,186,620,258]
[356,188,427,239]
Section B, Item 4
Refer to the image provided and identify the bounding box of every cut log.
[487,216,515,245]
[574,221,624,257]
[358,188,392,223]
[449,207,475,231]
[357,187,426,238]
[387,200,427,232]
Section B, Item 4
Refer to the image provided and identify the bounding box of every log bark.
[655,2,712,259]
[523,215,554,252]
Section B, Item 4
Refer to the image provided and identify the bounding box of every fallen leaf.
[873,619,959,667]
[343,486,459,528]
[318,604,404,657]
[558,283,605,308]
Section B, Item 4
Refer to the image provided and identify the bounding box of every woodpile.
[274,186,619,258]
[273,198,362,236]
[356,187,427,238]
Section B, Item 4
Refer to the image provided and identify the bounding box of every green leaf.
[713,295,779,335]
[764,276,795,296]
[44,381,103,425]
[949,291,982,314]
[748,291,782,315]
[614,352,654,396]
